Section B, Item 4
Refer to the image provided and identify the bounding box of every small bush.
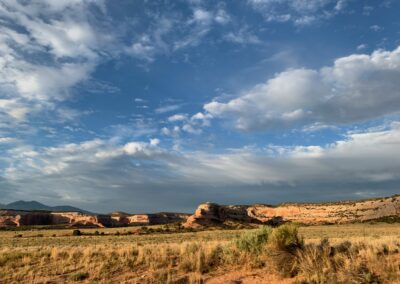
[295,239,336,282]
[235,226,272,254]
[72,230,81,236]
[267,223,304,277]
[268,223,304,253]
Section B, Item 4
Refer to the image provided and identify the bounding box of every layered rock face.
[184,203,256,228]
[183,195,400,228]
[128,213,188,225]
[0,210,189,228]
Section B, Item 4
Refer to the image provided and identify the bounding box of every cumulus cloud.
[204,46,400,131]
[168,114,188,122]
[0,0,109,123]
[3,138,164,181]
[162,112,211,137]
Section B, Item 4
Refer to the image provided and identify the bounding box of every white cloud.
[0,137,17,144]
[4,138,163,180]
[4,122,400,210]
[192,8,213,25]
[134,98,147,103]
[126,6,232,61]
[161,126,181,136]
[149,138,160,146]
[182,124,202,134]
[357,44,367,51]
[0,0,108,123]
[248,0,348,25]
[224,27,260,45]
[168,114,187,122]
[126,35,158,62]
[215,8,231,24]
[164,112,211,137]
[190,112,212,127]
[155,104,183,114]
[370,25,383,32]
[174,122,400,186]
[0,99,30,121]
[205,46,400,131]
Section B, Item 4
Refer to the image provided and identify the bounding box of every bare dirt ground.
[204,269,293,284]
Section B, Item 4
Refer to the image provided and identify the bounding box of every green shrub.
[267,223,304,277]
[235,226,272,254]
[268,223,303,253]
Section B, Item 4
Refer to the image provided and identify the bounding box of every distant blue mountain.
[0,200,93,214]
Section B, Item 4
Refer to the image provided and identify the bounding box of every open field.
[1,223,400,283]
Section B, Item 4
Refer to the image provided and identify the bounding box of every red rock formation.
[0,210,189,228]
[127,213,189,225]
[183,195,400,228]
[128,214,151,225]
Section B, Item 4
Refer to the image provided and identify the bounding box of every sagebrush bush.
[267,223,304,277]
[268,223,304,253]
[293,239,397,284]
[235,226,272,254]
[295,239,337,283]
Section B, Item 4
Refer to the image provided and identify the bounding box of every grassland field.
[0,223,399,283]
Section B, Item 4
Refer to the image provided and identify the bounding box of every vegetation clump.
[72,229,81,236]
[235,225,271,254]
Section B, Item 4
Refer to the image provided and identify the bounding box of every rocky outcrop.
[128,213,190,225]
[184,203,256,228]
[183,195,400,228]
[0,210,189,228]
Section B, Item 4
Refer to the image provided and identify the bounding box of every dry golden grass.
[0,223,399,283]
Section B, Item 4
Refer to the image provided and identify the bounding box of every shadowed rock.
[0,210,189,228]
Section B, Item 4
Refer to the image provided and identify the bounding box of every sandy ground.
[204,270,293,284]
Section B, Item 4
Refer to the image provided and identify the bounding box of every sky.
[0,0,400,213]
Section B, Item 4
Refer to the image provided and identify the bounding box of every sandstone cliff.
[183,195,400,228]
[0,210,189,228]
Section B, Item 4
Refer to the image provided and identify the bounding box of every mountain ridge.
[0,200,93,215]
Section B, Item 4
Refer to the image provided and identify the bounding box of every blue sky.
[0,0,400,213]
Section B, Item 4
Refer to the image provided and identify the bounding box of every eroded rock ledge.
[183,195,400,228]
[0,210,189,228]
